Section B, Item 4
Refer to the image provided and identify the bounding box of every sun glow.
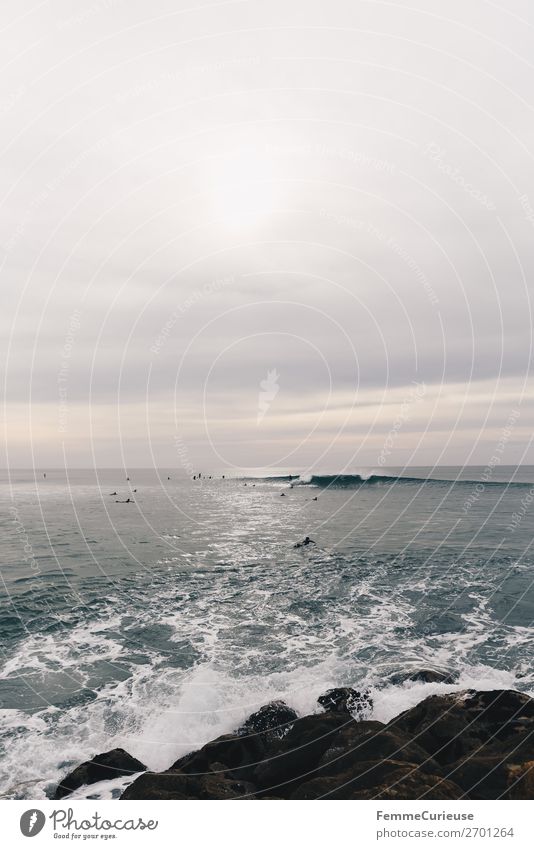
[207,148,279,230]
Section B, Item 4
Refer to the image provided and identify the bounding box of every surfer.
[116,498,134,503]
[294,536,315,548]
[109,491,117,496]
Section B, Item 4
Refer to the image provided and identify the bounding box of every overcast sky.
[1,0,533,471]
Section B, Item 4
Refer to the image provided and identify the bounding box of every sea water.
[0,466,533,798]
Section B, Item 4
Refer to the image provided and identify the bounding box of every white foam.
[65,772,145,800]
[371,665,521,724]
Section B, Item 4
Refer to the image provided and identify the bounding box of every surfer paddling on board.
[294,536,315,549]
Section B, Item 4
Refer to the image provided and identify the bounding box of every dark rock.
[169,732,265,783]
[389,690,534,765]
[389,669,457,686]
[316,722,442,778]
[253,712,353,793]
[54,749,146,799]
[118,689,534,800]
[237,701,298,740]
[292,761,463,800]
[502,761,534,799]
[318,687,373,718]
[121,769,256,800]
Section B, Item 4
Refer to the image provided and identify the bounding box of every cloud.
[1,0,533,467]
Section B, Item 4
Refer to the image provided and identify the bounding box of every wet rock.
[292,761,463,800]
[253,712,352,793]
[316,722,442,777]
[318,687,373,718]
[118,689,534,800]
[237,701,298,739]
[389,669,457,686]
[121,769,256,800]
[166,703,297,785]
[389,689,534,770]
[54,749,146,799]
[169,732,265,783]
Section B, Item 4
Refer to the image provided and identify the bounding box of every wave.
[241,473,534,489]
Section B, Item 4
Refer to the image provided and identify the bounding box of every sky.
[1,0,533,472]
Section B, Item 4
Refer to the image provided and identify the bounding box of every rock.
[253,712,353,793]
[121,769,256,800]
[237,701,298,739]
[316,722,442,777]
[388,688,534,799]
[169,732,265,783]
[292,761,463,799]
[54,749,146,799]
[502,760,534,799]
[118,689,534,800]
[318,687,373,718]
[389,689,534,768]
[389,669,457,686]
[167,703,297,785]
[277,718,444,799]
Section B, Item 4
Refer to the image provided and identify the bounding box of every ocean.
[1,466,533,799]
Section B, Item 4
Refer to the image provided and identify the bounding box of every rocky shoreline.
[52,685,534,800]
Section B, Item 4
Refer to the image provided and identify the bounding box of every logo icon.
[20,810,46,837]
[257,368,280,424]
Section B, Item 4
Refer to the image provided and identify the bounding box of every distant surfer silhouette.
[109,491,117,496]
[116,498,134,503]
[294,536,315,548]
